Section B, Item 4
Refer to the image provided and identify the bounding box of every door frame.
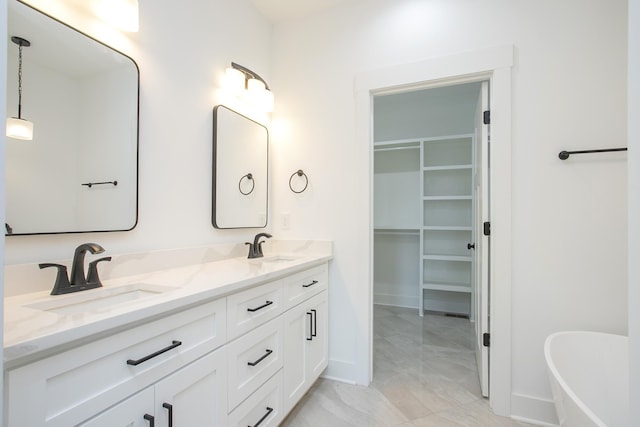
[355,45,513,416]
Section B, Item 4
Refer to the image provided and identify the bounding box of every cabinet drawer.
[283,264,328,309]
[6,298,227,427]
[227,279,284,340]
[228,370,284,427]
[227,316,283,411]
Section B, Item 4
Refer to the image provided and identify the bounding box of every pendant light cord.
[17,42,23,119]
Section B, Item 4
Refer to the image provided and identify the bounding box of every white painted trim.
[324,359,357,384]
[356,44,513,416]
[511,393,560,426]
[373,293,418,309]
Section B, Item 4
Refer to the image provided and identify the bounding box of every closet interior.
[373,83,483,318]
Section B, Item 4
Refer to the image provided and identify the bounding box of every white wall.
[628,0,639,422]
[4,0,273,267]
[1,0,7,418]
[271,0,628,422]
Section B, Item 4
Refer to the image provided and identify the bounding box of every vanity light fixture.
[224,62,274,112]
[6,37,34,141]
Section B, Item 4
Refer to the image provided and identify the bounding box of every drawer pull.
[311,309,317,337]
[247,349,273,366]
[247,300,274,312]
[126,340,182,366]
[302,280,319,288]
[306,312,313,341]
[144,414,155,427]
[163,403,173,427]
[249,406,274,427]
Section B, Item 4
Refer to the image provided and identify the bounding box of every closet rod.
[374,146,420,152]
[559,147,627,160]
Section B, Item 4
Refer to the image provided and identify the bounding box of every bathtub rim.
[543,330,627,427]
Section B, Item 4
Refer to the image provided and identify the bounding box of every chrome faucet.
[246,233,272,259]
[40,243,110,295]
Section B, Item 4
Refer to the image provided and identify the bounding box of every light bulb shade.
[247,78,266,92]
[224,67,246,95]
[97,0,139,32]
[6,117,34,140]
[262,89,274,112]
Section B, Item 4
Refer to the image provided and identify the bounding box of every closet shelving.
[420,134,474,316]
[373,134,474,317]
[373,139,421,233]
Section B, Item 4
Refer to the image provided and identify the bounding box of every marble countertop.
[4,252,331,369]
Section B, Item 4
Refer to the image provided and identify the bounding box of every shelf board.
[423,164,473,171]
[422,226,472,231]
[423,196,472,201]
[422,282,472,293]
[423,254,472,262]
[374,226,420,236]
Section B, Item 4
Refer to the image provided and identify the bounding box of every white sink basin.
[25,283,177,315]
[250,255,300,264]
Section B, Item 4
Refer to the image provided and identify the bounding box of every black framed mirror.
[212,105,268,229]
[5,0,139,235]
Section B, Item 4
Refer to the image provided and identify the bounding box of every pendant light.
[6,36,34,141]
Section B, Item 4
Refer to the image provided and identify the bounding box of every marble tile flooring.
[281,305,535,427]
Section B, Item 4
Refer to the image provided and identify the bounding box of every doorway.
[372,81,490,396]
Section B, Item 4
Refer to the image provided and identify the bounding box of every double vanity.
[4,243,331,426]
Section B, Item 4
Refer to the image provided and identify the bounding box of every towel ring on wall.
[289,169,308,194]
[238,173,255,195]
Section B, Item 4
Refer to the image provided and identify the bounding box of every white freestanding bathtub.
[544,331,629,427]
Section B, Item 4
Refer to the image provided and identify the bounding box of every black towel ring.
[289,169,308,193]
[238,173,255,195]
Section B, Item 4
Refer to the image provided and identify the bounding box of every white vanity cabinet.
[4,260,330,427]
[79,348,227,427]
[6,298,227,427]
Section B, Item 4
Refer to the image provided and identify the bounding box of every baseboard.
[373,293,418,308]
[510,392,559,426]
[322,359,357,384]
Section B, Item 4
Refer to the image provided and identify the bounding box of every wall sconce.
[224,62,274,112]
[95,0,139,32]
[6,36,34,141]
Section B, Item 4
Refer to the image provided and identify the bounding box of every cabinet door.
[154,348,227,427]
[306,292,328,381]
[78,388,154,427]
[282,291,328,414]
[282,300,310,413]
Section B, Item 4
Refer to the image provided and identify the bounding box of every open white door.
[474,81,490,397]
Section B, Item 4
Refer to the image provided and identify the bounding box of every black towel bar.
[559,148,627,160]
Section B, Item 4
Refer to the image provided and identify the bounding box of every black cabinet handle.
[247,300,273,312]
[247,349,273,366]
[163,403,173,427]
[302,280,318,288]
[127,340,182,366]
[467,243,475,250]
[249,407,274,427]
[144,414,154,427]
[306,312,313,341]
[311,309,317,337]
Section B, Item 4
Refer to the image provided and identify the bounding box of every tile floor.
[281,305,536,426]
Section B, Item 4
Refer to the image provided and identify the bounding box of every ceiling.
[250,0,354,23]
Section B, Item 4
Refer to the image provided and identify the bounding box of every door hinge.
[483,221,491,236]
[483,333,490,347]
[483,110,490,125]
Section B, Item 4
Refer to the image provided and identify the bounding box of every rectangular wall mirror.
[212,105,268,229]
[5,0,139,235]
